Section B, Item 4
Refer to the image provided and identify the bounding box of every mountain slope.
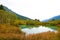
[0,10,18,24]
[43,15,60,22]
[0,4,30,20]
[0,4,31,25]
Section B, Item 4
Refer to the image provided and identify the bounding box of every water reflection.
[21,26,56,35]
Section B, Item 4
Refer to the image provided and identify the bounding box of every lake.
[21,26,56,35]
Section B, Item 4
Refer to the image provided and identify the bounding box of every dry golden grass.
[0,24,25,40]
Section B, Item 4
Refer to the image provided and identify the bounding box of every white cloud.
[0,0,60,21]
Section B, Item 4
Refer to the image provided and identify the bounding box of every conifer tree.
[0,4,3,10]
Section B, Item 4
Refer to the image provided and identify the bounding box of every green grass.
[19,25,38,29]
[45,25,58,30]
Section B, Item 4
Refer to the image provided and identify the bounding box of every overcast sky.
[0,0,60,21]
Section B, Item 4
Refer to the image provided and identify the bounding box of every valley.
[0,4,60,40]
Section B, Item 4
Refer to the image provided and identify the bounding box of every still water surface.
[21,26,56,35]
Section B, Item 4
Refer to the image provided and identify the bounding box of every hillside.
[0,5,26,40]
[0,4,30,20]
[43,15,60,22]
[0,10,18,24]
[0,4,32,25]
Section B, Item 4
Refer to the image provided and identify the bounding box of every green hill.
[3,5,31,20]
[0,4,31,20]
[0,10,18,24]
[0,4,31,25]
[0,5,26,40]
